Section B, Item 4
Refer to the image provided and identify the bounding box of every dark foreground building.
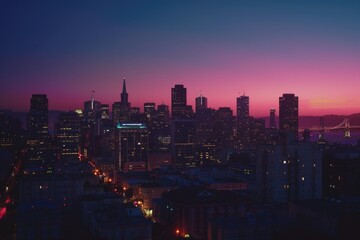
[155,187,252,239]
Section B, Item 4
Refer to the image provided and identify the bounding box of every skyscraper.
[0,112,24,151]
[144,102,156,116]
[195,94,207,113]
[270,109,276,129]
[26,94,49,161]
[236,95,250,149]
[171,119,196,168]
[56,111,81,161]
[121,78,128,105]
[153,104,170,151]
[116,123,148,172]
[279,94,298,140]
[144,102,156,152]
[112,101,121,125]
[170,85,196,167]
[249,117,266,145]
[99,104,110,120]
[215,107,234,149]
[84,92,101,124]
[257,141,322,202]
[195,95,216,165]
[113,78,131,124]
[171,85,187,119]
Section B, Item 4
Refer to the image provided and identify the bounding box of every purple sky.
[1,0,359,116]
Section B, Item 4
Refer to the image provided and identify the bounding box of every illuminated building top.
[117,123,147,129]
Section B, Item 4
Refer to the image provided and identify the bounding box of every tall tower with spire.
[113,78,131,124]
[121,78,128,106]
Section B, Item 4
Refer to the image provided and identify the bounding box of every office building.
[195,94,207,113]
[158,187,251,239]
[99,104,110,120]
[257,141,322,202]
[171,119,196,168]
[153,104,171,152]
[236,95,250,149]
[84,94,101,124]
[279,94,299,140]
[215,107,234,149]
[249,117,266,145]
[270,108,276,129]
[144,102,156,116]
[144,102,156,152]
[55,111,81,161]
[116,123,148,172]
[171,85,187,119]
[0,112,24,151]
[195,96,216,164]
[26,94,49,162]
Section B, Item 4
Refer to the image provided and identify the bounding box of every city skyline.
[1,0,360,116]
[2,2,360,239]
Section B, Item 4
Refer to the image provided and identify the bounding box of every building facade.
[26,94,49,162]
[279,94,298,140]
[117,123,149,172]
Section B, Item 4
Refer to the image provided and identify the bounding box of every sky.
[0,0,359,116]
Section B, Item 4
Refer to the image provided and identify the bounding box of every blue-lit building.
[116,123,148,172]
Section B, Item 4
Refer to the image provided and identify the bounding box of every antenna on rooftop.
[91,90,95,110]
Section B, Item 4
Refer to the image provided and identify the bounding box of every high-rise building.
[170,85,196,167]
[195,94,207,113]
[236,95,250,149]
[195,108,215,145]
[84,93,101,124]
[153,104,171,151]
[257,141,322,202]
[279,94,298,140]
[249,117,266,145]
[56,111,81,161]
[116,123,148,172]
[270,109,276,129]
[144,102,156,152]
[99,104,110,120]
[0,112,24,151]
[144,102,156,115]
[113,78,131,124]
[112,101,121,125]
[171,85,187,119]
[215,107,234,149]
[171,119,196,168]
[130,107,147,123]
[195,97,216,165]
[26,94,49,161]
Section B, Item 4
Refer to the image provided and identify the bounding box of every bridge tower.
[344,118,351,138]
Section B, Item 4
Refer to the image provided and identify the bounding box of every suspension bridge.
[300,118,360,139]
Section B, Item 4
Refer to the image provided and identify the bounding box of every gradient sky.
[1,0,359,116]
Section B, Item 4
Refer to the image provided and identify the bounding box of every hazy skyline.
[1,0,359,116]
